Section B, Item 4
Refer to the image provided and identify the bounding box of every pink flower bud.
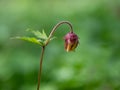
[64,32,79,52]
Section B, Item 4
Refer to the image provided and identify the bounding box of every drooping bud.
[64,32,79,52]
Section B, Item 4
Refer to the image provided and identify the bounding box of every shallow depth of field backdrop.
[0,0,120,90]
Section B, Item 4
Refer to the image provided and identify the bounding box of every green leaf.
[12,36,43,46]
[42,29,48,39]
[50,36,56,41]
[26,29,48,40]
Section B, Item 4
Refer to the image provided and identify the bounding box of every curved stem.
[45,21,73,45]
[37,21,74,90]
[37,46,45,90]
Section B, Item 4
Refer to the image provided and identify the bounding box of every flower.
[64,32,79,52]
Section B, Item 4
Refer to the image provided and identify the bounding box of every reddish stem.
[37,46,45,90]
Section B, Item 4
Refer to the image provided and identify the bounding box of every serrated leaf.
[50,36,56,41]
[12,36,43,46]
[42,29,48,39]
[26,29,48,40]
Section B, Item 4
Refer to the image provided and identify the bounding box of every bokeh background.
[0,0,120,90]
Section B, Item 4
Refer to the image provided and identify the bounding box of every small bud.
[64,32,79,52]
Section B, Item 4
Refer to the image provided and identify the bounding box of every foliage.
[11,29,49,46]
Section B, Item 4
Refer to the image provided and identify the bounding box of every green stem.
[37,46,45,90]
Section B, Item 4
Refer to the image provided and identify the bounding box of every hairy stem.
[45,21,73,45]
[37,21,74,90]
[37,46,45,90]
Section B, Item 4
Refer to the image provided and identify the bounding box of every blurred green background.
[0,0,120,90]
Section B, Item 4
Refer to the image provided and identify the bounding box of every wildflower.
[64,32,79,52]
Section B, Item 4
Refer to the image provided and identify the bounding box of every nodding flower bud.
[64,32,79,52]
